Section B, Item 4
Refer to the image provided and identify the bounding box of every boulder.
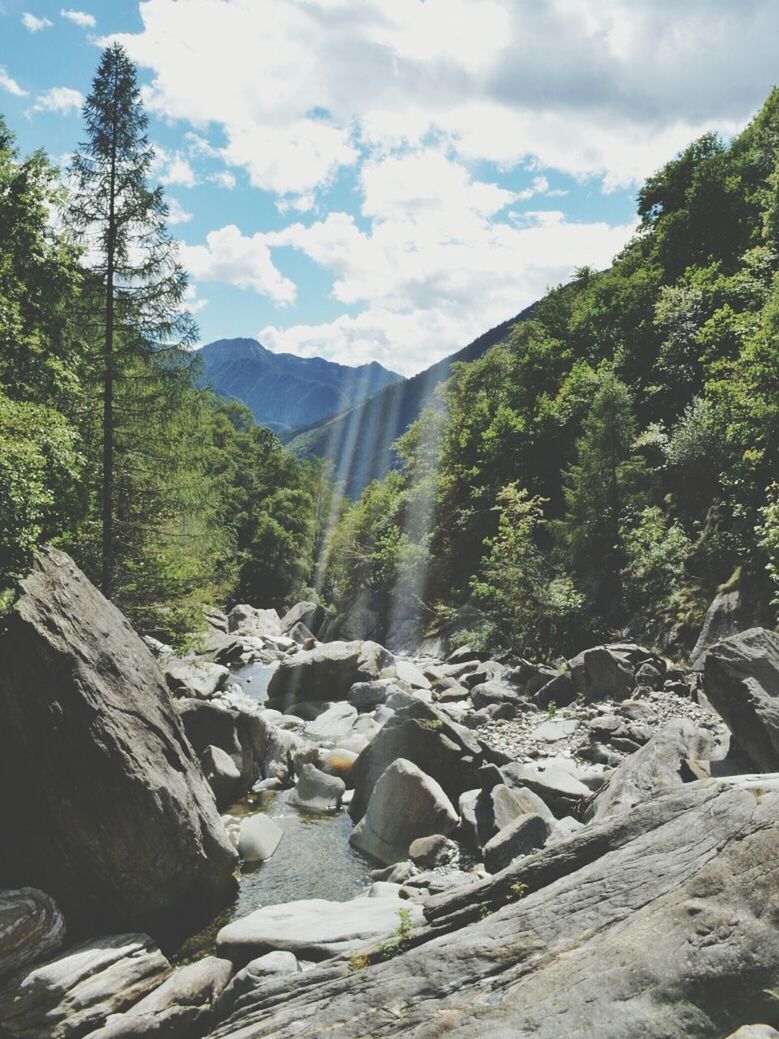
[267,641,394,711]
[393,659,431,689]
[287,622,315,647]
[0,548,237,940]
[215,952,298,1020]
[202,745,242,809]
[84,956,233,1039]
[501,758,591,817]
[227,605,282,638]
[586,718,717,822]
[0,933,170,1039]
[164,661,229,700]
[176,699,268,798]
[305,702,358,742]
[287,763,345,812]
[349,701,482,822]
[0,888,66,981]
[466,782,554,851]
[568,642,656,701]
[237,814,283,863]
[280,602,325,638]
[208,776,779,1039]
[703,628,779,771]
[216,894,424,963]
[408,834,458,869]
[470,680,520,710]
[724,1029,779,1038]
[350,758,458,865]
[483,813,550,873]
[532,671,576,708]
[691,589,746,671]
[348,679,399,711]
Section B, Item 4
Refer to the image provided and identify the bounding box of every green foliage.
[758,486,779,607]
[622,506,694,627]
[378,908,415,961]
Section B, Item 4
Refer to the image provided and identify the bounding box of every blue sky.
[1,0,778,375]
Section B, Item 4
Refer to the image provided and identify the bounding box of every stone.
[349,701,482,822]
[287,622,315,647]
[703,628,779,771]
[408,834,458,869]
[202,745,242,810]
[350,759,458,865]
[319,747,359,778]
[0,933,170,1039]
[0,888,66,981]
[531,718,578,742]
[483,813,550,873]
[586,718,717,822]
[228,605,282,638]
[215,952,298,1021]
[280,602,325,638]
[85,956,233,1039]
[216,894,424,962]
[164,661,229,700]
[237,814,283,863]
[501,758,591,817]
[393,659,431,689]
[505,660,559,697]
[0,548,237,940]
[348,679,397,711]
[691,588,746,671]
[469,680,520,709]
[305,702,358,742]
[532,671,576,708]
[267,641,395,711]
[568,644,638,700]
[287,763,345,812]
[208,776,779,1039]
[176,698,266,799]
[446,645,486,664]
[724,1029,779,1038]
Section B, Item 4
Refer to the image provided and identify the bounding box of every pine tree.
[67,43,196,597]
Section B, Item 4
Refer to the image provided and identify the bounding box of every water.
[175,790,375,962]
[231,660,278,702]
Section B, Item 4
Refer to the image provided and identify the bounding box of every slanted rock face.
[690,589,745,671]
[267,641,394,710]
[350,758,458,865]
[568,643,658,701]
[0,888,66,981]
[0,548,238,940]
[280,602,325,638]
[703,628,779,771]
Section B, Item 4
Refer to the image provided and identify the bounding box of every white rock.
[237,813,283,863]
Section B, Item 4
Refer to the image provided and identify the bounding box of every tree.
[67,43,196,596]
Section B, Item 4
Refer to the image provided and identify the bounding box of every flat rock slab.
[216,895,424,962]
[204,776,779,1039]
[531,718,578,742]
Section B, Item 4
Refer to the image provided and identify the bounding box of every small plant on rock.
[347,953,371,972]
[378,907,415,960]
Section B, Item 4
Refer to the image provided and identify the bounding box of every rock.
[209,776,779,1039]
[531,718,578,742]
[305,702,358,742]
[0,933,171,1039]
[0,888,66,981]
[349,701,482,822]
[505,660,559,697]
[164,661,229,700]
[483,813,550,873]
[319,747,359,778]
[202,745,242,809]
[280,602,325,638]
[237,814,283,863]
[446,645,486,664]
[532,672,576,708]
[463,781,553,851]
[287,763,345,812]
[724,1028,779,1038]
[267,641,394,711]
[228,605,282,638]
[408,834,458,868]
[703,628,779,771]
[176,698,266,799]
[350,759,458,865]
[586,718,716,822]
[469,680,520,709]
[216,952,298,1020]
[568,644,638,700]
[216,894,424,962]
[85,956,233,1038]
[287,621,315,647]
[204,606,229,632]
[0,548,237,940]
[691,588,746,671]
[501,758,591,817]
[461,661,505,690]
[393,659,431,689]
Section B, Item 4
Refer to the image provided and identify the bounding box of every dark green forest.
[2,46,778,657]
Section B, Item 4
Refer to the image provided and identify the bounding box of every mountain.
[196,338,403,435]
[285,304,536,496]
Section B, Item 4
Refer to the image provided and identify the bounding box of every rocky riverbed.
[1,548,779,1038]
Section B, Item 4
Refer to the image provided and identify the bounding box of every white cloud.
[181,225,296,305]
[60,9,96,28]
[210,171,236,190]
[167,198,193,225]
[183,283,208,314]
[22,12,53,31]
[152,147,197,187]
[33,87,84,114]
[0,68,27,97]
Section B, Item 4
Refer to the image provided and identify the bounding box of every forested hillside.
[0,50,327,644]
[322,91,779,656]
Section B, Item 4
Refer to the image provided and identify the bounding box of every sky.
[1,1,778,376]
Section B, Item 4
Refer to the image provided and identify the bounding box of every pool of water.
[230,660,278,702]
[175,790,375,962]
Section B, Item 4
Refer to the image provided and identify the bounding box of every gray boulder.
[691,589,746,671]
[287,763,345,812]
[228,605,282,638]
[164,661,229,700]
[348,679,399,711]
[0,888,66,980]
[176,699,268,798]
[703,628,779,771]
[305,702,357,742]
[0,548,237,939]
[350,758,458,865]
[216,952,298,1021]
[237,814,283,863]
[408,834,458,869]
[280,602,325,638]
[568,642,657,701]
[724,1029,779,1038]
[202,745,242,809]
[483,813,550,873]
[501,758,591,817]
[267,641,394,711]
[0,933,170,1039]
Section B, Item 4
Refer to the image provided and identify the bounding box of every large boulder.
[164,661,230,700]
[176,698,267,798]
[0,888,66,981]
[691,589,746,671]
[350,759,458,865]
[586,718,717,821]
[227,605,282,638]
[0,548,237,940]
[216,894,424,963]
[349,701,482,822]
[703,628,779,771]
[206,776,779,1039]
[280,602,325,638]
[267,641,394,711]
[287,763,345,812]
[483,813,550,873]
[0,933,171,1039]
[568,642,658,701]
[237,814,283,863]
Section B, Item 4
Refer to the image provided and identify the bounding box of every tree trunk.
[101,78,118,598]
